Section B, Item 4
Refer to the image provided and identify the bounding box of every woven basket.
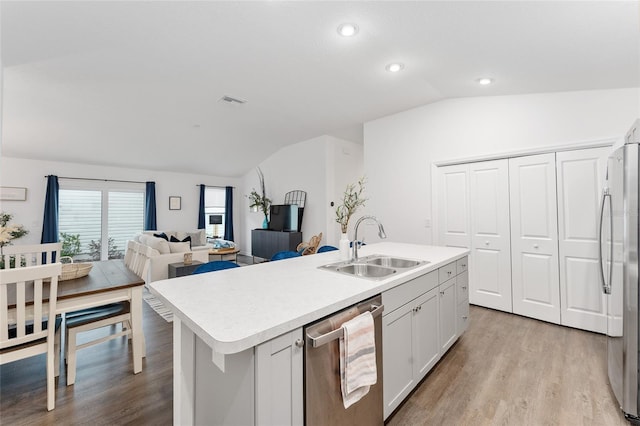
[60,256,93,281]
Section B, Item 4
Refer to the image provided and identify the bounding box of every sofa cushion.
[168,241,191,253]
[140,234,170,254]
[153,232,169,241]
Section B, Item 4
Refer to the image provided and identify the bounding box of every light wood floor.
[0,302,630,425]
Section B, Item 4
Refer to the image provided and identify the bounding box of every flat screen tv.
[269,204,299,232]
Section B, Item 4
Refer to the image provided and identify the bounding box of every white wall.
[0,156,242,245]
[364,87,640,245]
[240,135,364,255]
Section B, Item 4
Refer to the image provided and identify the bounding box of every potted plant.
[0,212,29,268]
[248,168,272,228]
[335,177,367,259]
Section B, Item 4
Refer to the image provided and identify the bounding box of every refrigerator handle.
[598,188,612,295]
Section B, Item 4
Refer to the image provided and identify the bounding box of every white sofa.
[131,230,211,283]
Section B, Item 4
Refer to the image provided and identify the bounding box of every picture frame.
[169,196,181,210]
[0,186,27,201]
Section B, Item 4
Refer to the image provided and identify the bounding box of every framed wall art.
[169,196,181,210]
[0,187,27,201]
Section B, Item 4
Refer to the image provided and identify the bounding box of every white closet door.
[556,147,609,333]
[468,160,512,312]
[437,164,471,249]
[510,153,561,324]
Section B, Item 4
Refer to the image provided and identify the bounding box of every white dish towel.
[339,310,377,408]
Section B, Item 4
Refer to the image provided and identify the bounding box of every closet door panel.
[510,154,560,324]
[556,147,609,333]
[469,160,512,312]
[437,164,471,249]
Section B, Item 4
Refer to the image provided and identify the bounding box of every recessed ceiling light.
[337,23,359,37]
[477,78,494,85]
[385,63,405,73]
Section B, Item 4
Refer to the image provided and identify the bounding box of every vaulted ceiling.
[2,1,638,177]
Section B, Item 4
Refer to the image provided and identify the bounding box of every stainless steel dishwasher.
[304,295,384,426]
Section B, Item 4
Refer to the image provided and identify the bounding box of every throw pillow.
[153,232,169,241]
[168,241,191,253]
[186,231,204,247]
[170,235,192,248]
[140,235,170,254]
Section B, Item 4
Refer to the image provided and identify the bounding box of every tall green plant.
[60,232,82,258]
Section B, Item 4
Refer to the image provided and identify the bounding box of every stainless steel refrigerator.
[600,119,640,422]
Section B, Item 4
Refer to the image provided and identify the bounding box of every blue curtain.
[198,184,205,229]
[41,175,59,244]
[224,186,234,241]
[144,181,157,231]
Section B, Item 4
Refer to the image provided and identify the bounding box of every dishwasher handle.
[307,303,384,348]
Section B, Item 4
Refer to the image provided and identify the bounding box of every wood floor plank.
[1,299,629,425]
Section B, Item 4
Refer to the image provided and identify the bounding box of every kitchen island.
[149,242,469,425]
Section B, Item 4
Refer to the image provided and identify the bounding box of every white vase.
[339,232,350,261]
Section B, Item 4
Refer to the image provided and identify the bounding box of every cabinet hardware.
[462,316,468,320]
[462,286,467,290]
[440,291,445,296]
[295,339,304,348]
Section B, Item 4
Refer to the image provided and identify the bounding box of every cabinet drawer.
[457,302,469,334]
[456,257,468,275]
[438,262,456,284]
[456,271,469,303]
[383,271,438,315]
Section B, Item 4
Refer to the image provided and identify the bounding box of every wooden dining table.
[7,259,146,374]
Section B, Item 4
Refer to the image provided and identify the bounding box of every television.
[269,204,299,232]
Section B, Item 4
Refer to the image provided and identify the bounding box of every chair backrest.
[297,232,323,256]
[271,251,302,261]
[192,261,240,275]
[0,263,62,349]
[124,240,136,269]
[317,245,338,253]
[1,243,62,269]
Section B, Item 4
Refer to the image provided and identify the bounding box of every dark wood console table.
[251,229,302,260]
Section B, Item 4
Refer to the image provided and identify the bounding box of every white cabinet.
[382,272,439,419]
[556,147,609,333]
[438,273,457,353]
[255,328,303,426]
[456,267,470,334]
[509,153,561,324]
[382,257,469,420]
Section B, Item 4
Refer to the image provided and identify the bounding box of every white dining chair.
[1,243,62,269]
[64,245,151,385]
[0,263,62,411]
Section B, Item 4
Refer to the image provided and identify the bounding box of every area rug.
[143,289,173,322]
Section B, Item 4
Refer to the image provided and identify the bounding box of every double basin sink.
[319,254,427,281]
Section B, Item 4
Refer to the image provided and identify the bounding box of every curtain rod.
[195,184,235,189]
[45,175,146,185]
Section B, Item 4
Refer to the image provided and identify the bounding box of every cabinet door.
[382,304,415,419]
[556,147,609,333]
[469,159,512,312]
[413,287,440,381]
[437,164,471,249]
[439,278,457,353]
[255,328,303,426]
[510,154,561,324]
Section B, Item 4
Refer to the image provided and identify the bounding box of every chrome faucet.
[352,215,387,262]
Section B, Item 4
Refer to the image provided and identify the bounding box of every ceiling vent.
[219,95,247,105]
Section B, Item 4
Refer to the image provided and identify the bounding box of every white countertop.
[149,242,468,355]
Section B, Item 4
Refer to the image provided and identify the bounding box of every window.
[59,181,144,261]
[205,187,226,239]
